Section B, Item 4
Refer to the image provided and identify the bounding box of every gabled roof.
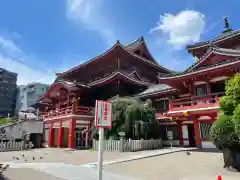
[87,70,153,87]
[125,36,159,65]
[186,17,240,51]
[57,38,172,78]
[134,84,176,98]
[186,30,240,50]
[158,58,240,80]
[186,47,240,72]
[40,81,90,101]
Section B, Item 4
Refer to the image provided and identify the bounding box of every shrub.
[211,74,240,151]
[211,113,240,150]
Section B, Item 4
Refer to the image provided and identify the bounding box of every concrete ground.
[1,148,240,180]
[1,168,66,180]
[0,148,147,165]
[104,150,240,180]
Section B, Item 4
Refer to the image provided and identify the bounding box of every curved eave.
[140,40,160,65]
[133,88,177,98]
[88,71,152,87]
[125,36,162,66]
[57,40,172,78]
[186,31,240,51]
[158,59,240,80]
[187,47,240,71]
[118,43,172,73]
[40,81,87,100]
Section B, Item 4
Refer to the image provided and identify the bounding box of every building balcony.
[167,92,224,115]
[43,105,94,121]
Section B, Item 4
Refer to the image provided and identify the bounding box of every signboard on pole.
[94,100,113,180]
[95,100,112,128]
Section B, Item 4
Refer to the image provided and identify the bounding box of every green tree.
[211,73,240,150]
[0,118,14,126]
[92,96,157,140]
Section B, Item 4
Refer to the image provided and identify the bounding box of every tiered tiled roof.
[134,84,175,98]
[187,17,239,50]
[57,38,171,78]
[185,47,240,72]
[158,58,240,79]
[125,36,159,65]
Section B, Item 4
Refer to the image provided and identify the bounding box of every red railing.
[169,92,224,111]
[43,105,93,119]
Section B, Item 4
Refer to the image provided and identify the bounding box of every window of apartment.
[196,84,207,96]
[154,100,169,110]
[200,122,212,139]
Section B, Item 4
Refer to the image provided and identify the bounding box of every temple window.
[199,122,212,139]
[195,84,207,96]
[210,80,225,94]
[154,100,169,110]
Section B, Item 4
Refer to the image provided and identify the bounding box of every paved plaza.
[0,148,239,180]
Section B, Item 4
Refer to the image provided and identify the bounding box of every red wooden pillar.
[193,116,201,148]
[48,123,54,147]
[177,121,183,146]
[58,120,64,148]
[68,119,76,149]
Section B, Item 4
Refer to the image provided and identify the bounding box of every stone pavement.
[0,147,199,180]
[82,147,196,167]
[3,162,142,180]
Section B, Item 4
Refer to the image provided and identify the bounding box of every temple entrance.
[187,124,196,147]
[75,130,86,149]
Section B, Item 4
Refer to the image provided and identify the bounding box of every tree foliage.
[92,96,157,140]
[0,118,14,126]
[211,73,240,150]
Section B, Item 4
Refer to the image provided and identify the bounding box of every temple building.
[40,37,171,148]
[40,17,240,149]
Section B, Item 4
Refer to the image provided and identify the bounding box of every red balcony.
[168,93,224,113]
[43,105,93,120]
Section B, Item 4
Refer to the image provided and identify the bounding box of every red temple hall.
[40,17,240,149]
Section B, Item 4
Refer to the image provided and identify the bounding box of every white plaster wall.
[183,140,189,146]
[3,120,43,140]
[182,125,189,139]
[201,141,216,149]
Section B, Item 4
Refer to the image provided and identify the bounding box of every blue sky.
[0,0,239,85]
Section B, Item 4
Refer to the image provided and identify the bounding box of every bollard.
[217,175,222,180]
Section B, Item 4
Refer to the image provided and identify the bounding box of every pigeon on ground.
[185,150,191,155]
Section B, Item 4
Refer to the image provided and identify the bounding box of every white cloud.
[66,0,116,46]
[0,35,55,85]
[0,55,55,85]
[151,10,205,48]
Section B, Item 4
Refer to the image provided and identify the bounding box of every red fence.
[43,106,93,119]
[169,93,224,111]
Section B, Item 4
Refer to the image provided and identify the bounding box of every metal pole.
[97,127,104,180]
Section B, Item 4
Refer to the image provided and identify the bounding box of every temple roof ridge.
[185,46,240,72]
[125,36,145,50]
[57,39,172,78]
[186,17,240,50]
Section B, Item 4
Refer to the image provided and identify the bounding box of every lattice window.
[200,122,212,139]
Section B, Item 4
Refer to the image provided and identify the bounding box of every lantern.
[183,111,189,116]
